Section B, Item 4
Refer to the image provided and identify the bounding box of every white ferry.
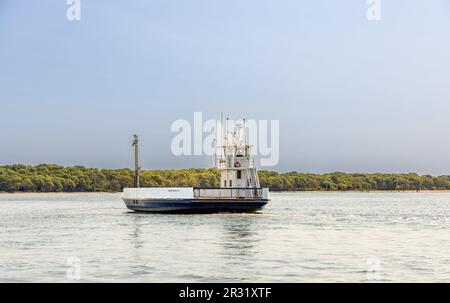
[122,119,269,213]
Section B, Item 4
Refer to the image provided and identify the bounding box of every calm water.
[1,192,450,282]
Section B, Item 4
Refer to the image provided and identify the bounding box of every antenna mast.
[132,135,140,188]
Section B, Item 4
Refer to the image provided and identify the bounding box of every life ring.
[234,161,241,168]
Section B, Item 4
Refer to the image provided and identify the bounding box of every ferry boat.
[122,119,269,213]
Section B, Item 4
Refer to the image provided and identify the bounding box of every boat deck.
[122,187,269,213]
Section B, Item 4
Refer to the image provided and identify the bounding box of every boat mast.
[132,134,140,188]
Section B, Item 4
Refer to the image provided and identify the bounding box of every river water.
[1,192,450,282]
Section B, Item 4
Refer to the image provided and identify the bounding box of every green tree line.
[1,164,450,192]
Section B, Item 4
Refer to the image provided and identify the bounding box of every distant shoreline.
[2,189,450,195]
[2,164,450,192]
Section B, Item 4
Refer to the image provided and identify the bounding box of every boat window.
[237,170,241,179]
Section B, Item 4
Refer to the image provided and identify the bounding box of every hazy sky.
[1,1,450,174]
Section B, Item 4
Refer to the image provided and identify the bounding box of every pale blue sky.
[1,1,450,174]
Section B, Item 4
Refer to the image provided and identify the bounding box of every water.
[1,192,450,282]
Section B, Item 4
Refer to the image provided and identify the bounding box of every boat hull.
[122,198,269,213]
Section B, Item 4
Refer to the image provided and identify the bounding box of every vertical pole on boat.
[221,113,225,160]
[132,134,140,188]
[225,117,229,185]
[225,117,229,161]
[243,118,247,157]
[215,114,219,168]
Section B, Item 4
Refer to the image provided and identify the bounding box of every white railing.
[193,188,263,199]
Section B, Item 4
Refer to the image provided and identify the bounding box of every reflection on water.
[129,214,144,250]
[2,192,450,282]
[220,215,259,258]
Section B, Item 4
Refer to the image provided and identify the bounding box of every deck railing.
[193,187,263,199]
